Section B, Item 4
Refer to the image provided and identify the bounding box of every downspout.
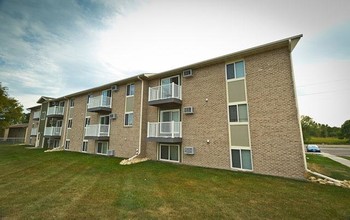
[137,76,144,156]
[61,97,69,149]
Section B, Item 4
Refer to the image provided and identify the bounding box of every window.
[84,117,90,127]
[226,61,245,80]
[65,140,70,150]
[70,99,74,107]
[97,142,108,155]
[100,115,110,125]
[87,94,92,104]
[41,111,46,120]
[124,112,133,126]
[82,140,88,152]
[126,84,135,96]
[67,118,73,128]
[229,104,248,122]
[159,144,180,162]
[231,149,252,170]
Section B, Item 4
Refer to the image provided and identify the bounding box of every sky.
[0,0,350,127]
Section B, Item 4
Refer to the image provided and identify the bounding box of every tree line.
[301,115,350,142]
[0,83,29,136]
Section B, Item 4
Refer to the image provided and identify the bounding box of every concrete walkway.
[321,153,350,168]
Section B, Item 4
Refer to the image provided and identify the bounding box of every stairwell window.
[124,112,133,126]
[226,61,245,80]
[65,140,70,150]
[229,104,248,122]
[70,99,74,108]
[231,149,252,170]
[82,140,88,152]
[67,119,73,129]
[126,84,135,96]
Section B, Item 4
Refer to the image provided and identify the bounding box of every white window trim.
[158,144,180,163]
[124,111,134,127]
[96,141,108,155]
[82,140,88,153]
[229,147,253,171]
[225,60,246,82]
[84,116,91,127]
[126,83,135,97]
[227,101,249,125]
[159,109,181,122]
[70,99,74,108]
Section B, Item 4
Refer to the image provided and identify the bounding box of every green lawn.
[306,154,350,181]
[305,137,349,145]
[0,145,349,219]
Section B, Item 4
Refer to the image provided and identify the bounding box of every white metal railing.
[87,96,111,109]
[147,121,182,138]
[44,127,62,136]
[148,83,182,102]
[31,128,38,136]
[85,124,110,137]
[47,106,64,116]
[33,111,41,119]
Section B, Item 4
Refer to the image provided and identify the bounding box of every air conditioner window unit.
[183,106,194,114]
[107,150,115,156]
[111,85,118,91]
[109,113,117,120]
[183,69,193,77]
[184,147,195,155]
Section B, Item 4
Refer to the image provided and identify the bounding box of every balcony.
[87,96,111,113]
[47,106,64,118]
[148,83,182,107]
[33,111,41,120]
[30,128,38,136]
[84,124,110,140]
[147,121,182,143]
[44,127,62,137]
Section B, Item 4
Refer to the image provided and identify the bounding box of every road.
[318,145,350,157]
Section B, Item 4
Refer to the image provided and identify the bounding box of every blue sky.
[0,0,350,127]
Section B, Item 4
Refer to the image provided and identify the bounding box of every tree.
[341,120,350,141]
[0,83,24,135]
[300,115,316,142]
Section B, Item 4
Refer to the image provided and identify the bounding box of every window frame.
[159,144,180,163]
[126,84,135,97]
[96,141,108,155]
[228,102,249,124]
[67,118,73,129]
[70,99,74,108]
[230,147,253,171]
[65,139,70,150]
[226,60,245,81]
[82,140,88,153]
[124,112,134,127]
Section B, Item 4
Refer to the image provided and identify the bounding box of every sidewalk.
[321,153,350,168]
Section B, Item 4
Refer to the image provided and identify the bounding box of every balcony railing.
[87,96,111,110]
[30,128,38,136]
[149,83,182,102]
[47,106,64,117]
[85,124,110,137]
[147,121,182,139]
[44,127,62,136]
[33,111,41,120]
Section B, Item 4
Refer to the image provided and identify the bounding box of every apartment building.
[25,35,306,179]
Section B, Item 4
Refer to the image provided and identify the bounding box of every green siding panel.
[230,124,249,147]
[227,80,246,103]
[125,96,134,112]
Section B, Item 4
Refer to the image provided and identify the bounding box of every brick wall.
[245,47,306,179]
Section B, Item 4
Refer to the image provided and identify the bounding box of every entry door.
[160,110,180,135]
[100,115,110,125]
[161,76,179,98]
[56,120,63,127]
[35,133,40,147]
[101,90,111,106]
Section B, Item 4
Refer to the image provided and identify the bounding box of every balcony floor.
[84,136,110,141]
[147,137,182,143]
[148,98,182,107]
[87,107,112,113]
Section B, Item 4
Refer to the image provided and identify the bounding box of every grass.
[306,154,350,180]
[0,145,349,219]
[305,137,349,145]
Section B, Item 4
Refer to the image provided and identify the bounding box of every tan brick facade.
[25,35,306,179]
